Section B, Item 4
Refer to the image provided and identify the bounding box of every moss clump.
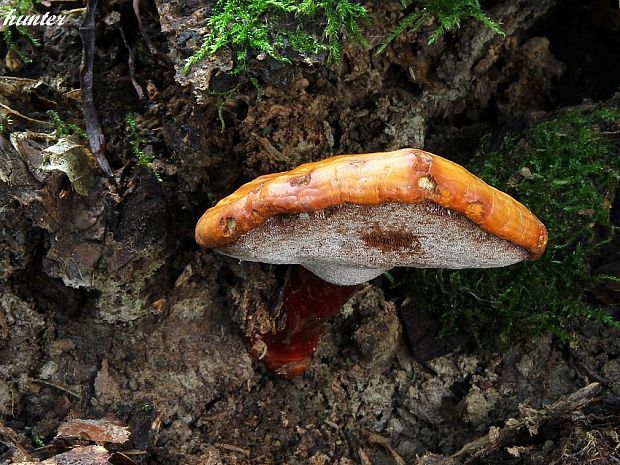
[377,0,504,54]
[400,103,620,348]
[184,0,368,73]
[184,0,506,73]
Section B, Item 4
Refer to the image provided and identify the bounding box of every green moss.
[47,110,87,139]
[0,0,42,64]
[399,103,620,348]
[184,0,368,73]
[31,434,45,448]
[125,113,162,181]
[377,0,504,54]
[0,114,13,134]
[184,0,506,73]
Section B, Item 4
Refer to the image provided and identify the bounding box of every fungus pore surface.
[217,202,530,285]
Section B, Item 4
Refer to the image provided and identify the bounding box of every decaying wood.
[416,383,604,465]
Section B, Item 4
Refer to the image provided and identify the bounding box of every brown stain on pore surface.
[361,227,421,254]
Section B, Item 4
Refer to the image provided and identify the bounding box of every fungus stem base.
[251,265,358,378]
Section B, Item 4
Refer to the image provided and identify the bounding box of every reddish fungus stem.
[252,265,359,378]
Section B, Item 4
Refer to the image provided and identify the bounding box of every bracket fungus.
[196,148,548,378]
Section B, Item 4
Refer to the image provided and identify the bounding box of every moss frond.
[378,0,504,54]
[47,110,87,138]
[125,113,162,181]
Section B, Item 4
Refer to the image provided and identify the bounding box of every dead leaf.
[43,138,97,196]
[15,445,110,464]
[94,359,121,405]
[56,418,130,444]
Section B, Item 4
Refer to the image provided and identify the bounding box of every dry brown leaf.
[56,418,130,444]
[15,445,110,464]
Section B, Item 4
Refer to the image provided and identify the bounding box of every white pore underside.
[217,202,528,285]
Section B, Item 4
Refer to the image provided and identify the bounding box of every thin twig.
[133,0,156,54]
[79,0,112,177]
[0,102,53,127]
[215,443,251,456]
[119,27,144,99]
[30,378,83,400]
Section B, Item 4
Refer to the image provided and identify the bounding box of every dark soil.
[1,1,619,464]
